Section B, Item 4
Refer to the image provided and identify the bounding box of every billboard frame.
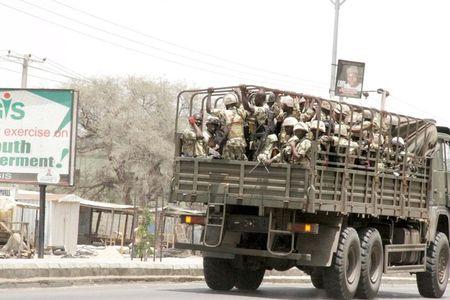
[335,59,365,99]
[0,88,78,186]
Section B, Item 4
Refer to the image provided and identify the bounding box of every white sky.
[0,0,448,125]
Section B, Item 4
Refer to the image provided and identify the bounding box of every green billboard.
[0,89,78,186]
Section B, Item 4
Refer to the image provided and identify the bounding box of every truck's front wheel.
[323,227,361,299]
[416,232,449,298]
[203,257,236,291]
[235,268,265,291]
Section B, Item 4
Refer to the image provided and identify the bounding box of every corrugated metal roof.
[15,190,134,212]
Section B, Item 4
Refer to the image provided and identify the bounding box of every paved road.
[0,282,448,300]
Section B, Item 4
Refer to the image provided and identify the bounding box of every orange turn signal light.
[289,223,319,234]
[181,215,205,226]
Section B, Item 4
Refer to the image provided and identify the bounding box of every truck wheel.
[310,267,324,289]
[356,228,383,299]
[416,232,449,298]
[235,268,265,291]
[323,227,361,300]
[203,257,236,291]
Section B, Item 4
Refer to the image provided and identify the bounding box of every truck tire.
[356,228,383,299]
[323,227,361,300]
[310,268,324,289]
[203,257,236,291]
[235,268,265,291]
[416,232,449,298]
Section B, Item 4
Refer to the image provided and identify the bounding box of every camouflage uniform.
[211,106,248,160]
[181,127,208,157]
[256,134,278,162]
[295,136,313,168]
[270,117,298,163]
[247,105,269,153]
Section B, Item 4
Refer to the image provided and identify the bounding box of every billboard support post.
[329,0,346,99]
[38,184,46,258]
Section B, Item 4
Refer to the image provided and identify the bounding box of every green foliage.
[135,208,155,258]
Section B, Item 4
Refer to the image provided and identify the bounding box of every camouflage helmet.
[334,104,350,116]
[266,92,276,103]
[282,116,298,127]
[320,101,332,111]
[192,112,202,121]
[206,116,220,125]
[266,134,278,143]
[294,122,309,132]
[280,95,294,108]
[362,109,373,120]
[391,137,405,147]
[309,120,326,133]
[223,93,239,106]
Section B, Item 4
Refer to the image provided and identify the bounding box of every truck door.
[444,142,450,207]
[432,141,446,206]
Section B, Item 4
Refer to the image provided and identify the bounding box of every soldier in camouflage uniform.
[241,87,269,161]
[256,134,278,162]
[385,136,407,176]
[291,122,312,168]
[266,117,297,164]
[181,113,208,157]
[309,120,328,162]
[204,116,222,158]
[277,96,302,145]
[351,109,386,167]
[207,93,248,160]
[329,105,358,164]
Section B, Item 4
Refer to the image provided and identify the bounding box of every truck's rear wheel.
[235,268,265,291]
[203,257,236,291]
[323,227,361,300]
[356,228,383,299]
[416,232,449,298]
[310,267,324,289]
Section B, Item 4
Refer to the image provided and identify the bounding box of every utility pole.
[6,51,46,88]
[329,0,346,100]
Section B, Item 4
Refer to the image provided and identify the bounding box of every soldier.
[277,96,300,145]
[265,117,297,164]
[351,109,386,167]
[256,134,278,162]
[207,92,248,160]
[330,105,358,163]
[386,136,407,176]
[181,113,208,157]
[241,87,269,160]
[309,120,328,162]
[204,116,222,158]
[291,122,312,168]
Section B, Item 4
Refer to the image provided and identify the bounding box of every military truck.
[168,85,449,299]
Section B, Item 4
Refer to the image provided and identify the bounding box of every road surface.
[0,282,447,299]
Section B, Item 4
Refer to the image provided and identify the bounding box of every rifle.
[249,159,270,174]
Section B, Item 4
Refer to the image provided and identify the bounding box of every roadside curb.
[0,274,426,289]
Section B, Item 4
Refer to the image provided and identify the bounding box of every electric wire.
[17,0,328,91]
[0,1,329,93]
[49,0,329,86]
[0,65,66,84]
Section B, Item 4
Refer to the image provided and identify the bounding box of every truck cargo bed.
[170,157,429,219]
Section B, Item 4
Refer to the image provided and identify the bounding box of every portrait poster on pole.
[0,89,78,186]
[335,60,365,99]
